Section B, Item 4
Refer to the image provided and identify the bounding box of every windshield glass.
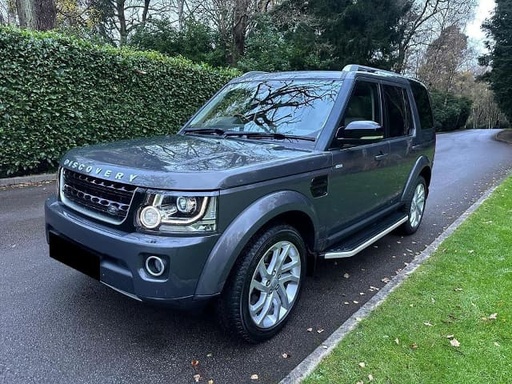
[187,79,342,138]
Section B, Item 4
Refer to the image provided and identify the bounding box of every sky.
[466,0,496,51]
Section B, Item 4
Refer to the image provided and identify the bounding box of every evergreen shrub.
[0,27,237,177]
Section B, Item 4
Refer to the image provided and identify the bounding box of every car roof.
[231,65,425,88]
[231,71,346,82]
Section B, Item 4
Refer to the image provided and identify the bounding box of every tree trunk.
[116,0,128,46]
[177,0,185,31]
[15,0,56,30]
[232,0,250,65]
[141,0,150,28]
[15,0,34,28]
[8,0,17,25]
[34,0,56,30]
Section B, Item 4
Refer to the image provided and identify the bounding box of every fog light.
[145,256,166,277]
[140,206,161,229]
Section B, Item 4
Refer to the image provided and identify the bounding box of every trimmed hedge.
[0,27,238,177]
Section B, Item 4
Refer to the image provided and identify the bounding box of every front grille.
[61,168,137,223]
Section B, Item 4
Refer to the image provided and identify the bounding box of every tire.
[400,176,427,235]
[217,224,306,343]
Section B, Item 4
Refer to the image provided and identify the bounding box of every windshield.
[187,79,342,139]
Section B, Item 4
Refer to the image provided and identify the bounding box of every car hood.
[61,134,330,190]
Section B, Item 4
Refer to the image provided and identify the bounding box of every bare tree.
[395,0,477,74]
[417,25,469,93]
[108,0,152,45]
[196,0,281,65]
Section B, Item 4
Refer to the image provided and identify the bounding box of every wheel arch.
[401,156,432,202]
[194,190,319,297]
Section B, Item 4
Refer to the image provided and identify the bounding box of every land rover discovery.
[45,65,435,342]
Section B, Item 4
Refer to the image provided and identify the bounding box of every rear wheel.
[217,224,306,343]
[401,176,427,235]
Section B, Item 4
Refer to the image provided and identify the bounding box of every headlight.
[136,191,217,233]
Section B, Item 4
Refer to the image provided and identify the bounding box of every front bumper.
[45,196,220,307]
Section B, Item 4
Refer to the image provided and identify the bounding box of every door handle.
[374,153,388,161]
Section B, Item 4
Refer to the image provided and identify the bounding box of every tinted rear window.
[410,81,434,130]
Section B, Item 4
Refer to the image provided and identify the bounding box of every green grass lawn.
[304,176,512,384]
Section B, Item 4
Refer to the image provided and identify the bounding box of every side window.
[383,85,413,138]
[343,81,381,127]
[410,81,434,131]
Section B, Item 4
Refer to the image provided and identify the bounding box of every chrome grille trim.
[60,168,137,224]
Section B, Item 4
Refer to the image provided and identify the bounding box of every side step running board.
[323,216,408,259]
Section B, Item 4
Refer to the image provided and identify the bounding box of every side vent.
[310,175,328,198]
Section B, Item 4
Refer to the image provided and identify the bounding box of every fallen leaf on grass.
[489,313,498,320]
[446,334,460,347]
[423,321,433,327]
[494,342,500,347]
[368,374,374,381]
[395,338,400,345]
[411,343,418,349]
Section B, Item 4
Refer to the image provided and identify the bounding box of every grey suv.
[45,65,435,342]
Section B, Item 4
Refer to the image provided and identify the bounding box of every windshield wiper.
[183,128,316,142]
[224,131,316,142]
[183,127,226,136]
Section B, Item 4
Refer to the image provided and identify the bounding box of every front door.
[324,80,398,242]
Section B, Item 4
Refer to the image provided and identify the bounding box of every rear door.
[381,83,417,202]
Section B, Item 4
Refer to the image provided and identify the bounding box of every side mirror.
[336,120,383,144]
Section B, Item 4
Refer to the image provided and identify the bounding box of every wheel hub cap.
[248,241,301,329]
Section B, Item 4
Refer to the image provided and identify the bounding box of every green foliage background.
[0,27,238,177]
[431,90,472,131]
[480,0,512,123]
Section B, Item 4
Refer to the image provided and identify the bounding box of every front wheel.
[217,224,306,343]
[400,176,427,235]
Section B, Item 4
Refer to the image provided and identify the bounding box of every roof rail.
[342,64,398,77]
[238,71,268,79]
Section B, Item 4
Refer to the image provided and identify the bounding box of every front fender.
[194,190,318,297]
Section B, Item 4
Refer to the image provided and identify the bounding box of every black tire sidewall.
[222,224,306,343]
